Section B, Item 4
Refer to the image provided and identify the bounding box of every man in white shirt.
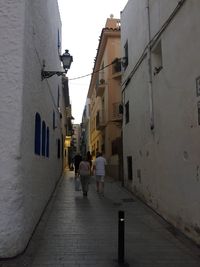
[93,152,107,195]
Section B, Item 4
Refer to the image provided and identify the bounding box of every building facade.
[80,98,91,157]
[121,0,200,244]
[62,77,73,169]
[87,16,123,179]
[71,124,81,158]
[0,0,70,257]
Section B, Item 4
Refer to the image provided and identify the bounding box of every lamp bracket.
[41,49,72,80]
[41,70,66,80]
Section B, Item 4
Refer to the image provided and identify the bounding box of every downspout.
[146,0,154,130]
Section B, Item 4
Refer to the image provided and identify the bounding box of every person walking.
[79,156,91,197]
[74,153,82,177]
[93,152,107,195]
[86,151,93,173]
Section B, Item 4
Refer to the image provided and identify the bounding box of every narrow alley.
[1,170,200,267]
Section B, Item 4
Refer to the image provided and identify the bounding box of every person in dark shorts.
[74,153,82,177]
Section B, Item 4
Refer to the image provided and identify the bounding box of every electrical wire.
[68,61,115,81]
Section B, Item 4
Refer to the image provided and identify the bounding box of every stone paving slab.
[0,170,200,267]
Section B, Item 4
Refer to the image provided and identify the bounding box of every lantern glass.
[61,50,73,70]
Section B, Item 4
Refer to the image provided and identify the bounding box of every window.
[34,113,41,155]
[112,139,118,155]
[197,102,200,125]
[57,139,61,159]
[53,111,56,130]
[123,41,129,69]
[125,101,129,124]
[42,121,46,156]
[34,113,50,157]
[127,156,133,180]
[46,127,49,157]
[111,137,122,155]
[152,40,163,75]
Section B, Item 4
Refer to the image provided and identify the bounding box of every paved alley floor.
[1,170,200,267]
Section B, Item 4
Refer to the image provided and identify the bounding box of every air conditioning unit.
[99,78,105,84]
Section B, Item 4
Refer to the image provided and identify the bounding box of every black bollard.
[118,210,125,264]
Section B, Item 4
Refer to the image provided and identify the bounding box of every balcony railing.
[112,58,122,79]
[111,102,123,122]
[96,110,105,130]
[96,78,106,97]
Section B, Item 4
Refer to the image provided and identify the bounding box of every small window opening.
[152,40,163,75]
[42,121,46,156]
[197,101,200,125]
[127,156,133,180]
[34,113,41,155]
[125,101,129,124]
[57,139,61,159]
[46,127,49,157]
[123,41,129,69]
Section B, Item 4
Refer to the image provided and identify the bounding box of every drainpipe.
[146,0,154,130]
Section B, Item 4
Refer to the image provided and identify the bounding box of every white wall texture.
[121,0,200,245]
[0,0,65,257]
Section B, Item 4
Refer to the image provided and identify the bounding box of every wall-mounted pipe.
[146,0,154,130]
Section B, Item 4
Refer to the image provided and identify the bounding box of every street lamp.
[41,49,73,80]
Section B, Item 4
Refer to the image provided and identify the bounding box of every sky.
[57,0,128,124]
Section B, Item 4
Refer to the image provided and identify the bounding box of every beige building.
[87,16,123,179]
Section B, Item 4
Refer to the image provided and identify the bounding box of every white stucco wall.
[0,0,65,257]
[121,0,200,245]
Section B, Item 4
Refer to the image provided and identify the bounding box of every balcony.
[112,58,122,79]
[96,110,106,130]
[111,102,123,122]
[96,78,106,97]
